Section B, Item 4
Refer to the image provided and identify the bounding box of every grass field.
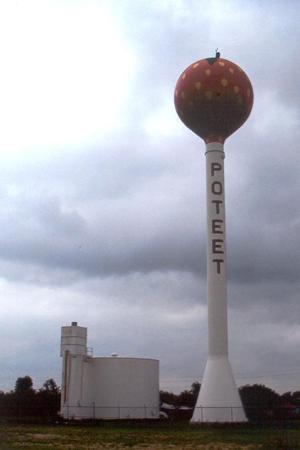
[0,422,299,449]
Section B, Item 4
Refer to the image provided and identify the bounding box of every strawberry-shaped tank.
[174,54,253,143]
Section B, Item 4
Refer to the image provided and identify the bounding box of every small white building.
[60,322,159,420]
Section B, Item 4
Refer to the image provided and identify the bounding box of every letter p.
[211,162,222,177]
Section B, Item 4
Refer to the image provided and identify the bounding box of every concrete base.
[191,356,247,423]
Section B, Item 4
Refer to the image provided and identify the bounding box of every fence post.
[92,401,95,420]
[201,406,203,421]
[230,406,233,422]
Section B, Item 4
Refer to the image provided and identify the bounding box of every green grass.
[0,422,299,449]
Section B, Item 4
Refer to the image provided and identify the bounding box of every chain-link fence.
[60,404,160,420]
[1,404,300,424]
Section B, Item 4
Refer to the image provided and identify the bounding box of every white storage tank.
[60,323,159,420]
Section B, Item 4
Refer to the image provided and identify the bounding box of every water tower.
[174,53,253,422]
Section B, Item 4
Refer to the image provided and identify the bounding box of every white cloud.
[252,90,299,136]
[0,0,135,159]
[143,90,191,140]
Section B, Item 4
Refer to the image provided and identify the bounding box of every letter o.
[211,181,223,195]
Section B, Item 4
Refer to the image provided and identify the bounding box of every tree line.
[160,382,300,421]
[1,375,300,422]
[0,376,60,421]
[239,384,300,421]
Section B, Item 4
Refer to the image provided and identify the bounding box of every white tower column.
[60,322,87,419]
[191,142,246,422]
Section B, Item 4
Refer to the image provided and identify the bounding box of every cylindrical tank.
[84,356,159,419]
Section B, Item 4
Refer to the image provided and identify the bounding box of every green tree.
[291,391,300,405]
[41,379,60,394]
[239,384,281,421]
[37,379,61,419]
[14,376,35,417]
[177,383,200,407]
[15,376,33,394]
[160,390,178,406]
[191,382,200,398]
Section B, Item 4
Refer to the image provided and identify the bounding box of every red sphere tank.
[174,55,253,143]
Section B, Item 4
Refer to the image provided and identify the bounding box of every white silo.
[60,322,87,419]
[60,323,159,419]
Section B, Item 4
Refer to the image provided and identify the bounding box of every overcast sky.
[0,0,299,395]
